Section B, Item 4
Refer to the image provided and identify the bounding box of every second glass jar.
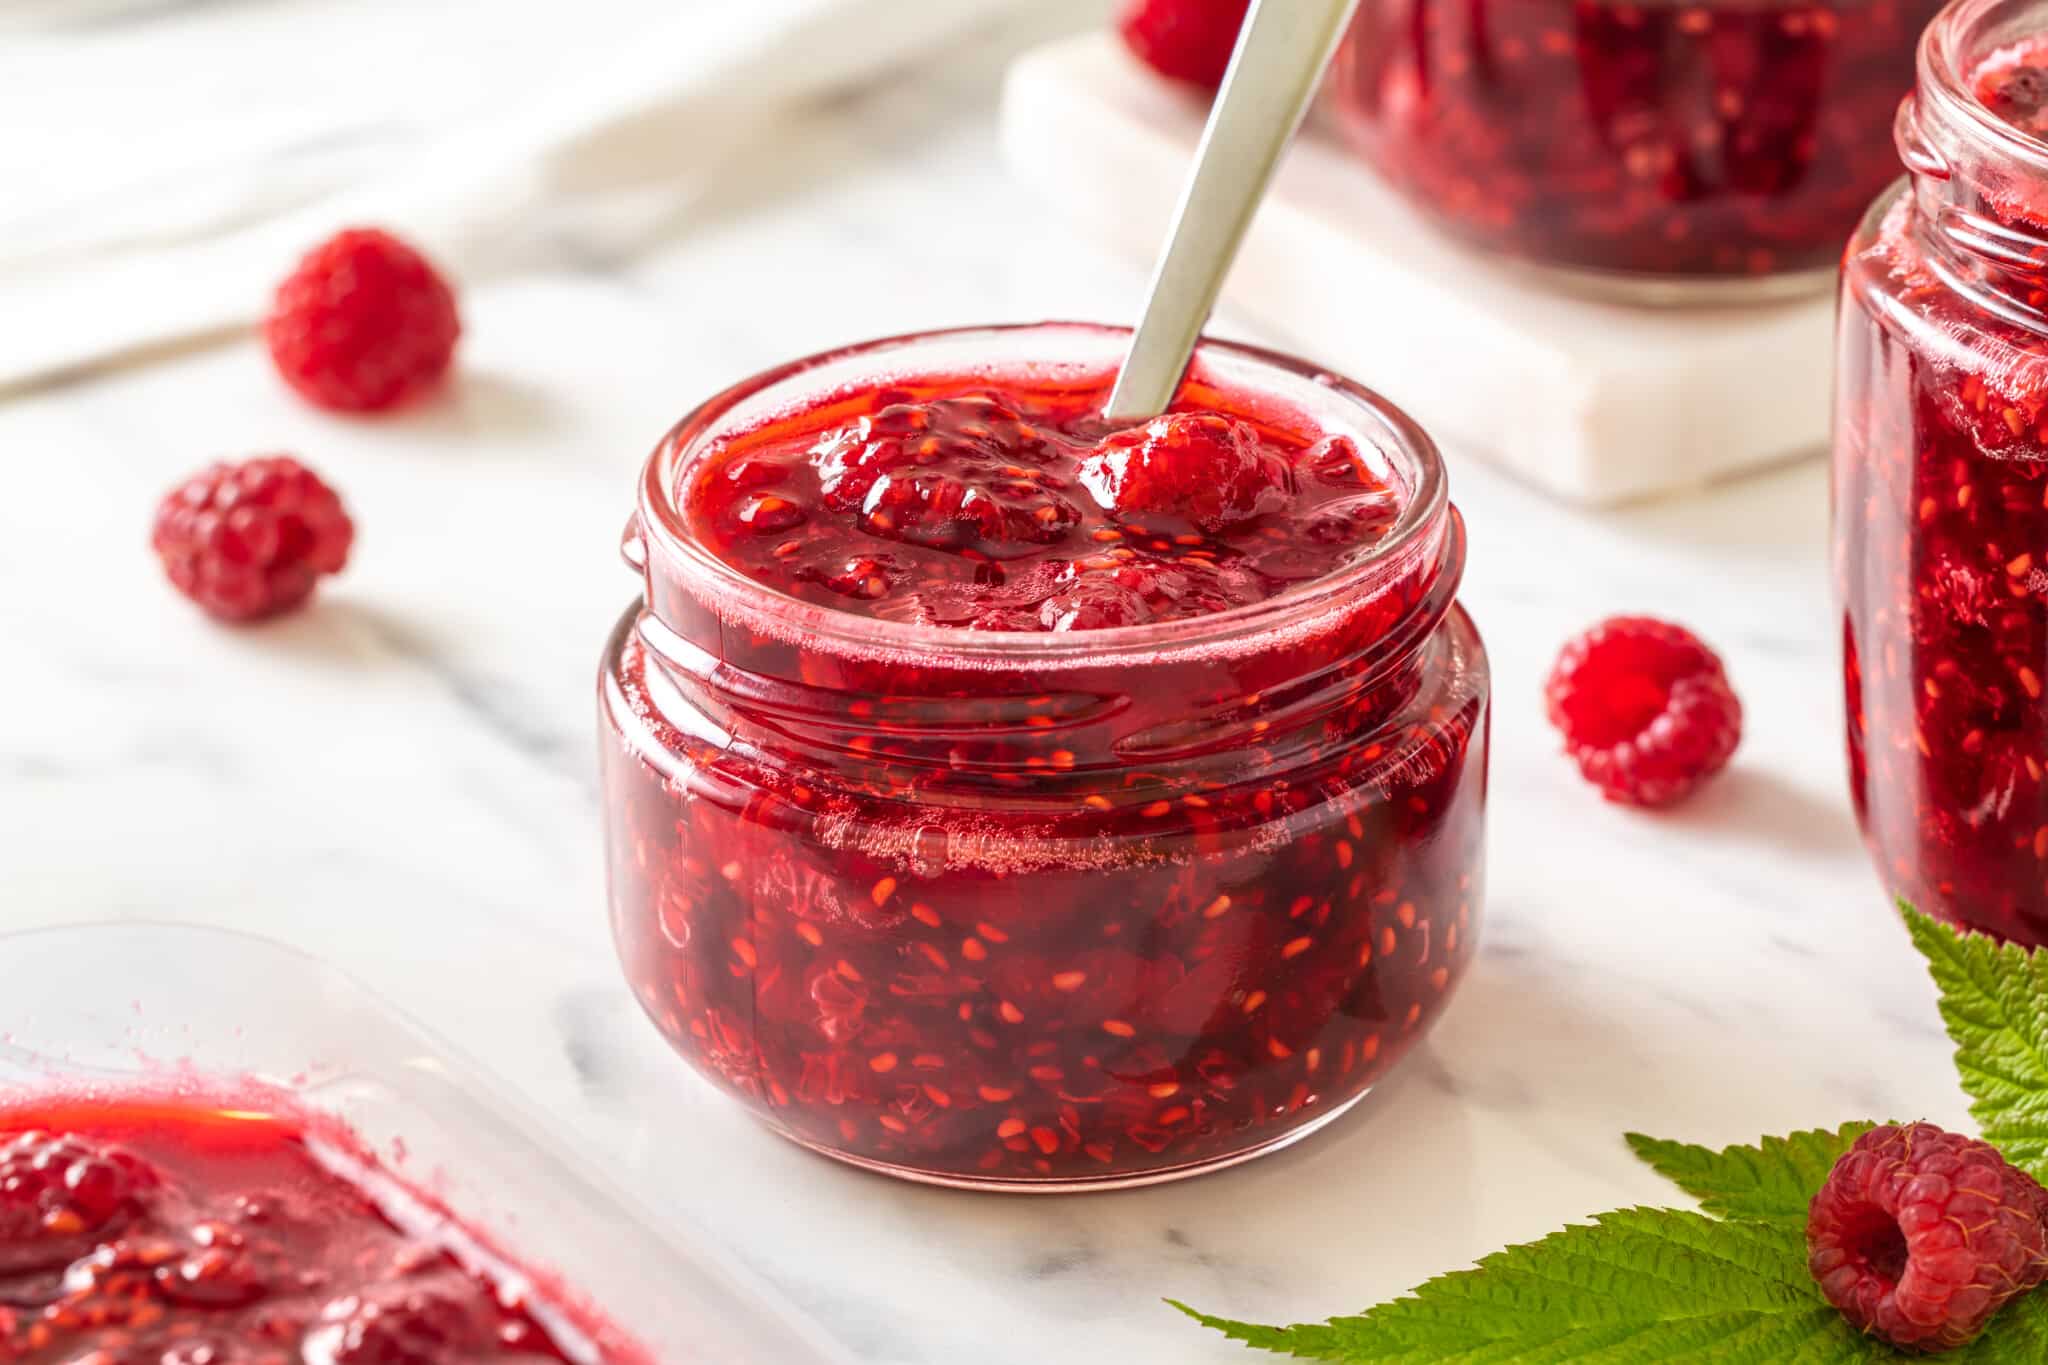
[598,325,1490,1189]
[1837,0,2048,948]
[1327,0,1942,300]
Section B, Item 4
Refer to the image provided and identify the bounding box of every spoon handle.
[1104,0,1361,423]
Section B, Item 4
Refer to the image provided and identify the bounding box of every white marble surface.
[0,4,1970,1363]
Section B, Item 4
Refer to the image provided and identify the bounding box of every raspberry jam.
[1836,2,2048,947]
[1327,0,1940,297]
[690,378,1399,630]
[0,1093,646,1363]
[599,325,1490,1189]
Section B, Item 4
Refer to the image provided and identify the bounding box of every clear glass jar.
[1836,0,2048,947]
[1327,0,1941,302]
[597,324,1490,1191]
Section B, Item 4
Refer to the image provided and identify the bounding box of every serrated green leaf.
[1624,1124,1879,1226]
[1173,910,2048,1362]
[1960,1293,2048,1362]
[1174,1207,1870,1363]
[1904,905,2048,1180]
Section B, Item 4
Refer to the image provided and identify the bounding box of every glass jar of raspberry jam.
[1327,0,1941,301]
[1836,0,2048,947]
[597,324,1489,1190]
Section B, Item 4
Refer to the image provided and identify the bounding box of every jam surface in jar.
[1836,21,2048,948]
[601,331,1489,1188]
[0,1093,646,1364]
[1328,0,1941,287]
[687,374,1400,630]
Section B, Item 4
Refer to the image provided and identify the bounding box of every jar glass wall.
[1836,0,2048,946]
[596,325,1490,1189]
[1328,0,1941,301]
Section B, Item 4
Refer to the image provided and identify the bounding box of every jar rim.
[1919,0,2048,177]
[633,321,1454,670]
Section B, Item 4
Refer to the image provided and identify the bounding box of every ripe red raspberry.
[152,456,355,621]
[1808,1123,2048,1353]
[1080,412,1293,536]
[1543,616,1742,807]
[1117,0,1251,89]
[265,228,460,412]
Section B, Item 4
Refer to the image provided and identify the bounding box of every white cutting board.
[999,32,1839,506]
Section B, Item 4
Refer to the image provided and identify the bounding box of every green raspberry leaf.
[1965,1295,2048,1362]
[1173,1207,1870,1362]
[1624,1124,1879,1227]
[1174,912,2048,1361]
[1904,904,2048,1180]
[1173,1209,2048,1362]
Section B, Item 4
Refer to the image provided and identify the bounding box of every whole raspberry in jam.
[1116,0,1249,89]
[0,1131,157,1273]
[265,228,460,413]
[1808,1123,2048,1353]
[152,456,355,621]
[1079,412,1293,536]
[1544,616,1742,808]
[811,397,1081,559]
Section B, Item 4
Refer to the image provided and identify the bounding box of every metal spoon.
[1104,0,1361,423]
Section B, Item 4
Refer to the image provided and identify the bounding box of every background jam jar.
[1836,0,2048,947]
[597,324,1490,1190]
[1327,0,1941,300]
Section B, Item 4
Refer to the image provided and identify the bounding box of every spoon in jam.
[1105,0,1361,422]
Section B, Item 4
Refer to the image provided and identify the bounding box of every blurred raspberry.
[265,227,459,412]
[152,456,354,621]
[1117,0,1251,88]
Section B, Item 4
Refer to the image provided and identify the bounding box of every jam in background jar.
[1837,0,2048,947]
[597,324,1490,1189]
[1328,0,1941,298]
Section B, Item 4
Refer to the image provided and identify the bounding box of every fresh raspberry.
[1116,0,1251,89]
[265,228,460,413]
[1543,616,1742,807]
[1807,1123,2048,1353]
[152,456,355,621]
[1079,412,1293,536]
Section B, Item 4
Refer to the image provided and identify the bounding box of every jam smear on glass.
[0,1094,647,1364]
[1836,15,2048,948]
[600,327,1489,1188]
[1328,0,1941,290]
